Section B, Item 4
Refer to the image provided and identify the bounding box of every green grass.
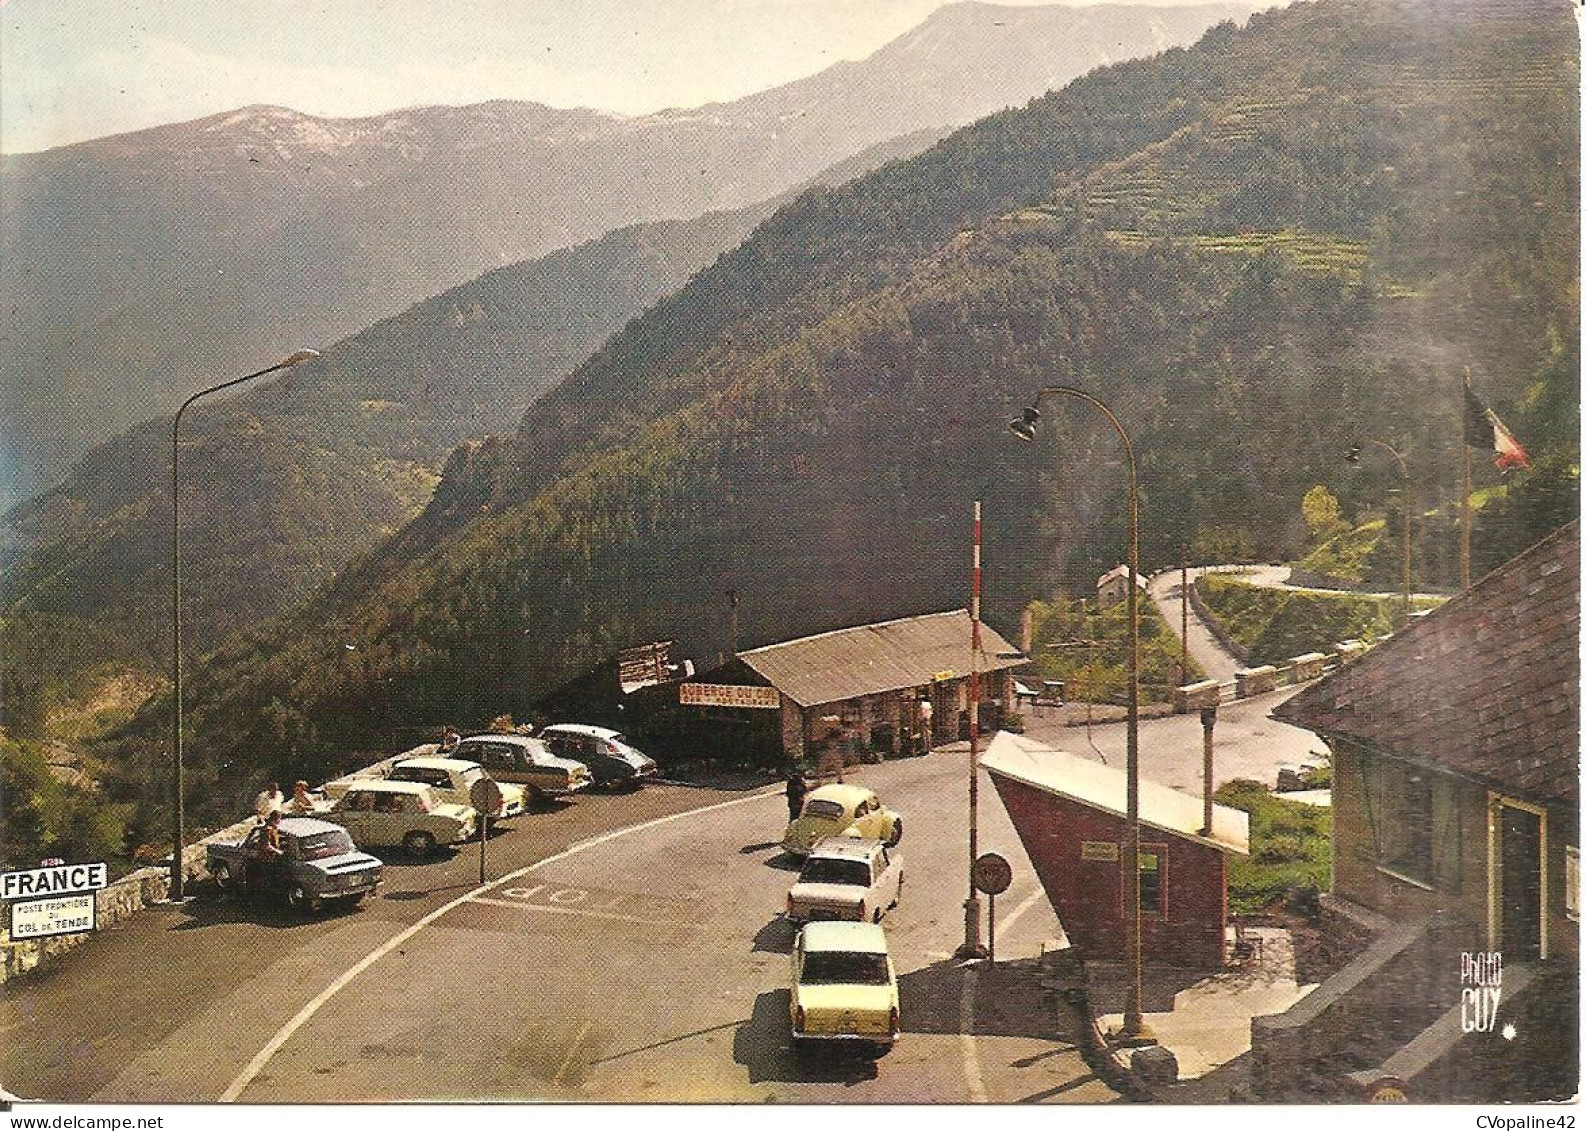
[1025,596,1203,704]
[1215,779,1331,915]
[1196,574,1442,665]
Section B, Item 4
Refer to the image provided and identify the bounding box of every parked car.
[790,921,900,1056]
[786,838,903,924]
[538,724,659,789]
[782,784,903,857]
[206,817,382,913]
[322,781,476,857]
[386,756,528,818]
[450,734,592,801]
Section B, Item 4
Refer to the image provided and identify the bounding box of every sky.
[2,0,1250,154]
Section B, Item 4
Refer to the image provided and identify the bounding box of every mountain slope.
[0,1,1256,508]
[121,0,1577,821]
[0,128,949,659]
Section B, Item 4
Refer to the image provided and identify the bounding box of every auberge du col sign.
[679,683,781,709]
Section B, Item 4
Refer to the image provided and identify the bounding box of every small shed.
[982,732,1249,969]
[1096,564,1147,609]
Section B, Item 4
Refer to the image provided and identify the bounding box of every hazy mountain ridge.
[108,0,1574,825]
[0,0,1255,506]
[0,128,950,658]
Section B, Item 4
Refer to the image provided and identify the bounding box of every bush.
[1214,778,1331,915]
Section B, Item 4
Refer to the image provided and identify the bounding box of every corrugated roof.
[738,610,1025,707]
[1275,522,1579,807]
[981,732,1250,855]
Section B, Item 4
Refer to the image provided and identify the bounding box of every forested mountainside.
[0,129,948,672]
[113,0,1577,825]
[0,1,1252,508]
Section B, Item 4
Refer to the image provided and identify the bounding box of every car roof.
[392,756,482,772]
[278,816,349,838]
[541,723,620,740]
[343,779,434,794]
[458,733,544,749]
[805,783,876,807]
[807,836,884,860]
[800,921,889,954]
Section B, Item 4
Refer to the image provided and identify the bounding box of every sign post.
[973,852,1013,965]
[470,778,504,885]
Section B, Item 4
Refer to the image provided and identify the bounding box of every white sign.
[2,862,108,900]
[11,893,97,939]
[679,683,781,709]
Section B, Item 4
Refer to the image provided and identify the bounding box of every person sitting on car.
[285,780,317,814]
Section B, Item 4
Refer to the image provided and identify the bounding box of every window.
[1139,847,1166,915]
[1568,846,1580,923]
[1365,757,1437,885]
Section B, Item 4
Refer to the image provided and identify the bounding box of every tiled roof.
[1275,522,1579,806]
[738,610,1025,708]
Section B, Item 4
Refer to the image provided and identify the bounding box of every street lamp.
[169,349,319,902]
[1011,386,1149,1041]
[1346,439,1413,626]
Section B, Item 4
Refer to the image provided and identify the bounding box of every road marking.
[959,885,1049,1104]
[469,896,663,926]
[959,967,989,1103]
[220,786,779,1102]
[554,1021,594,1086]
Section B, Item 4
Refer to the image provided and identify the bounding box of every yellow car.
[790,921,900,1056]
[782,783,902,857]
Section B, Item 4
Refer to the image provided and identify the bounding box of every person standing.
[918,696,934,754]
[285,780,318,814]
[254,781,283,820]
[785,768,808,823]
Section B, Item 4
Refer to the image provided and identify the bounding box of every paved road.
[1146,569,1242,683]
[1020,687,1326,792]
[2,758,1116,1105]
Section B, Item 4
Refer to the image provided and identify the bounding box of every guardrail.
[1172,638,1378,713]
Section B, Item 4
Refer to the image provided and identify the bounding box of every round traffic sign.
[469,777,505,817]
[973,852,1012,895]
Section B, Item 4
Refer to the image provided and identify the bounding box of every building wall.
[1332,739,1581,961]
[992,774,1229,968]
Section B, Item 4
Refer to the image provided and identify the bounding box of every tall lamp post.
[1010,385,1148,1041]
[1346,439,1412,626]
[169,349,319,902]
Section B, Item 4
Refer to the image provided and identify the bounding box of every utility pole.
[1200,705,1217,837]
[958,499,987,959]
[1180,549,1189,686]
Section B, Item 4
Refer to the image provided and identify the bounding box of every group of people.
[253,779,320,819]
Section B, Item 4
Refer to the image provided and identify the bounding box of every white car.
[387,756,527,819]
[786,838,903,924]
[322,781,476,857]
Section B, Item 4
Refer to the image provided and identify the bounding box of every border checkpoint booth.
[982,732,1250,969]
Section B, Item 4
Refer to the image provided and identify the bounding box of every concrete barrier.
[1234,665,1278,697]
[1287,652,1327,683]
[1333,640,1368,665]
[1174,679,1223,713]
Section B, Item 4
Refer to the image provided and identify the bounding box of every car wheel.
[872,905,883,924]
[886,818,903,847]
[211,862,233,896]
[403,830,437,858]
[346,894,366,909]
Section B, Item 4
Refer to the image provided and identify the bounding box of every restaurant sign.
[679,683,781,709]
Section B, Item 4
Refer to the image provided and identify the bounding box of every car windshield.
[298,830,356,860]
[801,951,890,986]
[803,800,846,821]
[800,858,871,887]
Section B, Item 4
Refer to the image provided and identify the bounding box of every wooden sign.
[679,683,780,709]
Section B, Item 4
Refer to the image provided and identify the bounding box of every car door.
[334,794,368,841]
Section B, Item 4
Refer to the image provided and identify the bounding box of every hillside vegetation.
[109,0,1578,834]
[1196,573,1444,664]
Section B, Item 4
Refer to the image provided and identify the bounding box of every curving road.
[2,756,1116,1104]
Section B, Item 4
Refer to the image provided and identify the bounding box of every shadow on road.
[732,989,878,1086]
[751,915,795,954]
[762,853,802,873]
[897,957,1084,1041]
[168,888,365,931]
[739,841,781,854]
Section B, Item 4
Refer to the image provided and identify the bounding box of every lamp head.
[1008,405,1041,442]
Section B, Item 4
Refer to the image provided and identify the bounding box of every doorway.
[1492,797,1547,961]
